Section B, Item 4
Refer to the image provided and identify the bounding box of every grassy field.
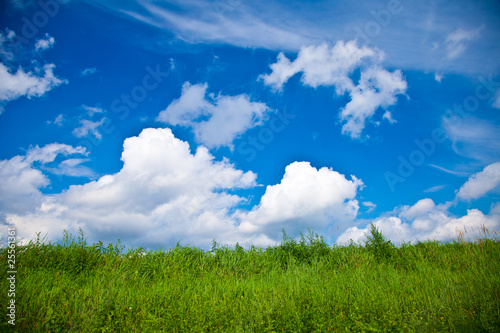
[1,226,499,332]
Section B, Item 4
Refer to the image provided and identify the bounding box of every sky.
[1,0,500,250]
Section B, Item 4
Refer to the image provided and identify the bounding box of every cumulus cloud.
[0,63,67,113]
[3,128,261,248]
[445,27,482,59]
[238,161,363,239]
[35,33,55,52]
[0,130,368,249]
[0,30,66,114]
[337,198,500,245]
[260,41,407,138]
[259,41,378,92]
[0,144,87,215]
[339,67,407,138]
[157,82,270,149]
[456,162,500,200]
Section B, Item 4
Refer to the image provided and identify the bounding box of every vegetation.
[1,226,499,332]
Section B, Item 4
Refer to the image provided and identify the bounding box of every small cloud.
[43,158,96,178]
[47,114,65,126]
[382,111,397,124]
[423,185,447,193]
[456,162,500,201]
[80,67,98,77]
[34,33,55,52]
[428,164,470,177]
[73,118,106,140]
[362,201,376,212]
[434,73,444,83]
[82,105,105,117]
[445,27,482,59]
[170,58,175,70]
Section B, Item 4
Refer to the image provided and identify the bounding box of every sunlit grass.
[1,227,499,332]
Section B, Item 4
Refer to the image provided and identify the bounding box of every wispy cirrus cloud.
[445,27,482,59]
[87,0,500,75]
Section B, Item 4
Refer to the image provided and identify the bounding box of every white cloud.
[80,67,98,77]
[423,185,447,193]
[34,34,55,52]
[157,82,269,149]
[2,128,260,248]
[0,144,87,215]
[0,132,365,249]
[445,27,482,59]
[399,198,435,220]
[442,116,500,164]
[118,1,314,51]
[238,161,363,238]
[42,158,96,179]
[72,118,106,140]
[82,105,105,117]
[339,67,407,138]
[0,63,67,113]
[456,162,500,201]
[259,41,378,92]
[434,73,444,82]
[88,0,500,75]
[0,30,66,114]
[362,201,376,212]
[47,114,65,126]
[337,198,500,245]
[260,41,406,138]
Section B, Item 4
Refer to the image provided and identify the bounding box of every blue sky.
[1,0,499,249]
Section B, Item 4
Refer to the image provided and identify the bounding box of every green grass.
[1,227,499,332]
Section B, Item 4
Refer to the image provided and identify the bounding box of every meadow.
[1,226,499,332]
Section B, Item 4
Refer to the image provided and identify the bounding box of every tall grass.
[1,227,499,332]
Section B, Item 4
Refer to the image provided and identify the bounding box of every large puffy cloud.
[1,134,366,249]
[260,41,407,138]
[3,128,262,248]
[456,162,500,200]
[157,82,270,149]
[238,161,363,239]
[0,144,88,215]
[337,198,500,245]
